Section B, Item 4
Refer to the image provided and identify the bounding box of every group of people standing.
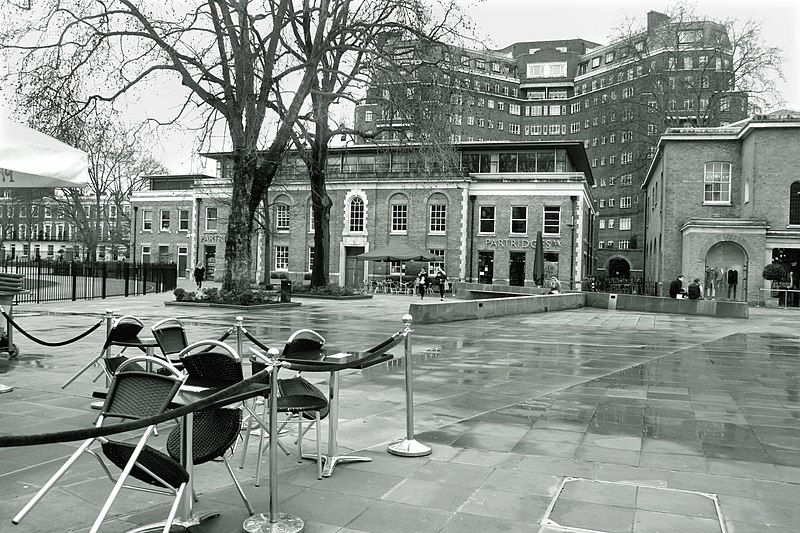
[416,268,448,300]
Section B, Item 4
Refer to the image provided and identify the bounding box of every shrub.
[173,288,187,301]
[292,283,357,296]
[174,286,278,305]
[762,263,788,282]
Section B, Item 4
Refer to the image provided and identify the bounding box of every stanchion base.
[243,512,304,533]
[0,383,13,394]
[387,438,432,457]
[126,510,220,532]
[90,400,104,410]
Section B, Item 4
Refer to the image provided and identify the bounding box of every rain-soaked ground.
[0,278,799,532]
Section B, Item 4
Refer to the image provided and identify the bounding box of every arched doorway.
[704,241,747,301]
[607,257,630,278]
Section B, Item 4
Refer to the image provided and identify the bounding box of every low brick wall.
[408,282,748,323]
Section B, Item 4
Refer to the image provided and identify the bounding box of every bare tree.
[2,0,334,290]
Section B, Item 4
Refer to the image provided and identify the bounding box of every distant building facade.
[643,110,800,304]
[356,10,747,281]
[140,141,595,287]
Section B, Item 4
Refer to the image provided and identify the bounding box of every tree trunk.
[309,95,333,288]
[223,155,257,292]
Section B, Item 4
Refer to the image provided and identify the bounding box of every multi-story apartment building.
[355,10,747,281]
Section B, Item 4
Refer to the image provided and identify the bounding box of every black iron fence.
[0,259,178,303]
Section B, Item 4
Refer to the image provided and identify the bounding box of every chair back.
[282,329,326,355]
[101,357,185,422]
[151,318,188,359]
[105,315,144,347]
[166,408,242,464]
[178,340,243,384]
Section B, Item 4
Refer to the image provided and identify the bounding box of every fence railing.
[585,278,660,296]
[0,259,178,303]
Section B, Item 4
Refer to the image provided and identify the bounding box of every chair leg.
[239,404,256,469]
[12,438,95,524]
[161,482,187,533]
[315,411,322,480]
[223,456,254,515]
[90,428,155,533]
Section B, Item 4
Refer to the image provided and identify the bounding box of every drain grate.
[542,478,726,533]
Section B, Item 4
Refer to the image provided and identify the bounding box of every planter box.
[764,297,779,308]
[166,301,302,309]
[292,294,373,300]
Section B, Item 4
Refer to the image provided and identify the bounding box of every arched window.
[389,193,408,234]
[274,195,291,231]
[790,181,800,225]
[349,197,364,232]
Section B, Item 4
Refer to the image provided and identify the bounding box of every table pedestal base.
[388,438,432,457]
[0,383,12,394]
[243,512,304,533]
[302,452,371,477]
[126,510,220,532]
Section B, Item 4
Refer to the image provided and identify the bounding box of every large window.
[510,206,527,235]
[308,247,315,271]
[143,210,152,231]
[526,62,567,78]
[429,204,447,233]
[206,207,218,231]
[479,206,495,234]
[704,162,731,203]
[160,210,170,231]
[349,197,364,232]
[274,245,289,270]
[428,249,445,275]
[790,181,800,225]
[275,204,290,231]
[391,204,408,233]
[179,209,189,231]
[543,206,560,235]
[141,245,151,264]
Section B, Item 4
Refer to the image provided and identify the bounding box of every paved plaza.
[1,280,799,532]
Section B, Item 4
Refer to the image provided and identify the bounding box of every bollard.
[235,316,244,357]
[388,314,432,457]
[243,348,305,533]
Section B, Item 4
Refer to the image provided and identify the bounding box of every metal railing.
[758,288,800,308]
[0,259,178,303]
[585,278,660,296]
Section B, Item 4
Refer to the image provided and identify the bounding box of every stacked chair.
[13,356,188,533]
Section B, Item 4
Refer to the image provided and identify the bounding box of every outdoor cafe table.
[275,347,395,477]
[94,377,271,531]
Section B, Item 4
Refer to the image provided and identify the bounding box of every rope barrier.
[0,364,280,448]
[242,329,271,353]
[0,307,104,347]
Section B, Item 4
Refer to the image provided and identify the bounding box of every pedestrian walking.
[416,269,428,300]
[435,267,448,300]
[193,262,206,290]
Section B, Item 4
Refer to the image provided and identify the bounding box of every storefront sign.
[200,234,225,243]
[483,238,561,249]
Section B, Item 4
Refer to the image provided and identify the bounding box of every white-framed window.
[608,198,616,208]
[205,207,218,231]
[274,245,289,270]
[179,209,189,231]
[428,249,445,275]
[429,204,446,233]
[142,210,152,231]
[599,199,606,208]
[141,245,151,264]
[621,196,632,208]
[389,260,404,275]
[543,206,560,235]
[509,123,520,135]
[549,124,560,135]
[160,210,170,230]
[349,197,364,232]
[467,115,474,126]
[527,61,567,78]
[571,122,580,133]
[598,241,605,249]
[533,125,542,135]
[620,217,631,230]
[621,174,632,186]
[478,118,485,127]
[509,104,521,115]
[307,246,315,271]
[510,206,527,235]
[275,204,290,231]
[479,205,495,234]
[391,203,408,233]
[308,204,315,233]
[497,101,505,111]
[618,240,630,250]
[608,219,615,229]
[704,162,732,203]
[364,110,373,122]
[599,219,606,229]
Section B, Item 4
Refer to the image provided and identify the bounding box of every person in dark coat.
[193,262,206,290]
[416,269,428,300]
[669,275,685,298]
[687,278,702,300]
[435,268,448,300]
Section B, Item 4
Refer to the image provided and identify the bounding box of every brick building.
[643,110,800,304]
[356,10,747,281]
[144,141,594,288]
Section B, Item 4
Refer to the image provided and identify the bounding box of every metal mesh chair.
[14,357,187,533]
[281,329,326,355]
[249,356,329,481]
[165,407,254,515]
[151,318,189,367]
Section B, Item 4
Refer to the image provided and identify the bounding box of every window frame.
[205,207,218,231]
[391,203,408,234]
[142,209,153,231]
[348,196,365,232]
[178,209,190,231]
[543,206,561,236]
[703,162,732,204]
[275,203,290,231]
[429,203,447,234]
[274,245,289,270]
[510,206,528,236]
[478,205,496,234]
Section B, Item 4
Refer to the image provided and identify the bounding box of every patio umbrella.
[0,118,90,188]
[533,230,545,287]
[357,243,442,286]
[0,120,90,393]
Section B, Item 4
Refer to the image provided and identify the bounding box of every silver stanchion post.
[243,348,305,533]
[388,314,432,457]
[235,315,244,356]
[103,310,114,387]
